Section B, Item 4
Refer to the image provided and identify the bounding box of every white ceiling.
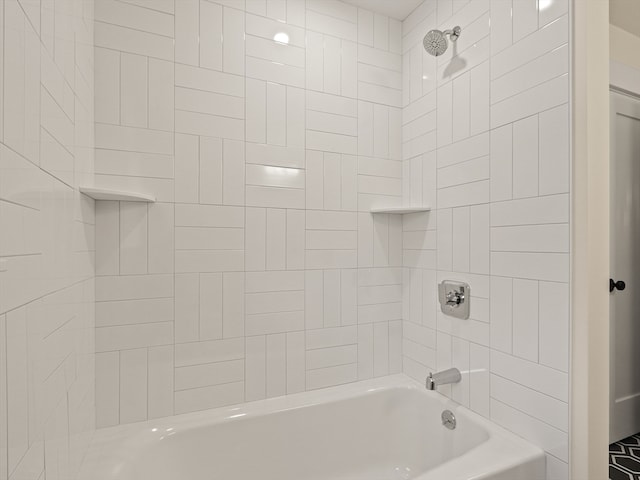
[611,0,640,38]
[342,0,424,20]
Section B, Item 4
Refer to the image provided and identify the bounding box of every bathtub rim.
[80,374,546,480]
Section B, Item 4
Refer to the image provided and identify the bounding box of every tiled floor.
[611,434,640,479]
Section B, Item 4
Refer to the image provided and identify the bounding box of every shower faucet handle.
[445,290,463,306]
[438,281,470,320]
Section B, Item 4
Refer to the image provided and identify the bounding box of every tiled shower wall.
[94,0,407,426]
[400,0,570,479]
[0,0,96,479]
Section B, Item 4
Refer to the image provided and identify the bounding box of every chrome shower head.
[423,26,461,56]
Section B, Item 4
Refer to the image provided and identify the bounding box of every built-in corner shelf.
[79,187,156,203]
[370,206,431,214]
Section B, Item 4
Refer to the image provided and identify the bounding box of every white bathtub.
[79,375,545,480]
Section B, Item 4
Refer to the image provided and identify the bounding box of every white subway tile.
[546,454,569,480]
[306,364,358,390]
[539,281,569,372]
[512,279,539,362]
[6,308,28,473]
[95,202,120,276]
[176,87,244,119]
[119,348,147,424]
[470,204,490,274]
[96,0,174,37]
[358,9,374,46]
[512,0,538,43]
[96,21,173,61]
[149,59,174,132]
[246,185,305,209]
[490,276,513,353]
[307,344,357,370]
[452,207,470,272]
[491,399,567,462]
[491,194,569,226]
[175,359,244,391]
[247,13,306,47]
[147,346,174,419]
[470,343,490,417]
[490,0,513,54]
[96,352,119,427]
[247,56,304,87]
[491,350,568,402]
[119,203,148,274]
[512,115,539,199]
[452,337,470,407]
[200,1,223,71]
[266,334,286,397]
[491,224,569,253]
[175,64,244,97]
[492,252,569,282]
[174,382,244,414]
[469,61,490,135]
[490,124,513,202]
[95,48,120,124]
[539,104,570,195]
[120,53,148,128]
[491,44,568,105]
[96,274,174,302]
[222,7,245,75]
[246,336,266,401]
[96,123,173,155]
[491,374,568,432]
[491,74,568,128]
[96,323,173,352]
[0,314,6,480]
[306,11,356,42]
[175,338,244,367]
[175,0,198,65]
[286,331,306,393]
[452,73,470,142]
[438,156,490,189]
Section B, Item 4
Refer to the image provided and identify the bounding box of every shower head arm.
[443,26,461,42]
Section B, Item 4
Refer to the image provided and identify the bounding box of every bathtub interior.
[114,387,490,480]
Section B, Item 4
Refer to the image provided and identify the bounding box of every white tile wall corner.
[0,0,96,477]
[93,0,405,427]
[401,0,570,478]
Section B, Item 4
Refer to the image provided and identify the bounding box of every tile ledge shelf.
[370,206,431,214]
[79,187,156,203]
